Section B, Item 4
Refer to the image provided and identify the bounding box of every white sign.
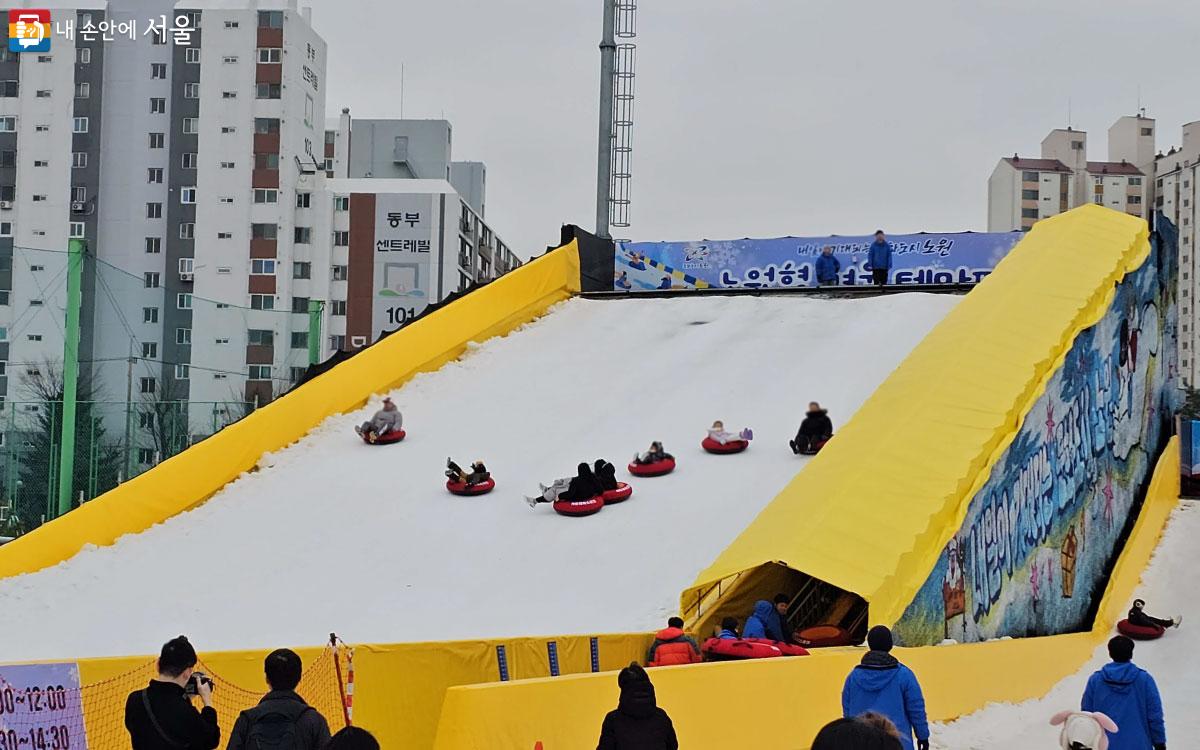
[373,194,435,338]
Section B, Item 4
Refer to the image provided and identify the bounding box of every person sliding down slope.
[525,463,603,508]
[354,397,402,440]
[1128,599,1181,631]
[790,402,834,454]
[707,421,752,445]
[633,441,673,465]
[594,459,620,492]
[446,458,490,486]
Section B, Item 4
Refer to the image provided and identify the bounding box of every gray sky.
[316,0,1198,257]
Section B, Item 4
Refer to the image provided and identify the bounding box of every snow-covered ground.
[0,294,959,661]
[932,501,1200,748]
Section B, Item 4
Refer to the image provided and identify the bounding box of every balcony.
[245,344,273,366]
[256,27,283,47]
[248,275,276,295]
[250,238,278,258]
[252,168,279,189]
[253,133,280,155]
[255,64,282,84]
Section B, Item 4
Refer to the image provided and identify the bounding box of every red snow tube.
[602,482,633,504]
[362,429,406,445]
[1117,619,1165,640]
[799,438,830,456]
[701,637,809,661]
[629,457,676,477]
[702,437,748,454]
[446,477,495,496]
[795,625,854,648]
[553,495,605,517]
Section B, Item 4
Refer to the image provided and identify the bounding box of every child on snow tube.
[790,401,834,455]
[355,397,403,442]
[446,458,490,486]
[1118,598,1181,638]
[707,421,752,445]
[633,441,673,465]
[525,462,603,508]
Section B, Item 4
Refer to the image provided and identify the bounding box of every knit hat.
[867,625,893,653]
[1108,635,1134,663]
[1050,710,1117,750]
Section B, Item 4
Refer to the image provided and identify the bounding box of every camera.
[184,672,214,697]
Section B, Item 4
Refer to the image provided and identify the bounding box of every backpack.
[243,701,312,750]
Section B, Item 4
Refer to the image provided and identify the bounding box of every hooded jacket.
[798,409,834,439]
[645,628,701,667]
[368,407,402,434]
[867,240,893,271]
[595,460,620,492]
[717,628,739,640]
[562,464,603,502]
[741,600,787,642]
[1082,661,1165,750]
[815,254,841,283]
[842,652,929,750]
[597,664,679,750]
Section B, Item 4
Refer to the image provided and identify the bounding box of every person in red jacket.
[645,617,702,667]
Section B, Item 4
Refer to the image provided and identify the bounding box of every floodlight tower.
[596,0,637,240]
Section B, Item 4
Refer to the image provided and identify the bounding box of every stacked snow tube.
[701,637,809,661]
[363,429,406,445]
[446,477,496,496]
[1117,619,1165,640]
[553,495,605,517]
[794,625,854,648]
[702,437,748,454]
[602,482,633,504]
[628,457,676,477]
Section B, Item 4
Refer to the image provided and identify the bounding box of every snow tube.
[798,438,830,456]
[794,625,853,648]
[446,477,495,496]
[1117,619,1165,640]
[628,457,676,477]
[701,437,748,454]
[552,495,605,517]
[602,482,633,504]
[701,637,809,661]
[362,429,406,445]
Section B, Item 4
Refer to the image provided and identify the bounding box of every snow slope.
[932,501,1200,748]
[0,294,959,661]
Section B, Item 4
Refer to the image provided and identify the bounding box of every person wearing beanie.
[1050,709,1119,750]
[841,626,929,750]
[1081,636,1166,750]
[124,636,220,750]
[597,662,678,750]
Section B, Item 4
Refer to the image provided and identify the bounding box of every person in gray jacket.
[355,397,402,440]
[226,649,331,750]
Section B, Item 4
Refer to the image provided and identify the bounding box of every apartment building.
[1155,122,1200,387]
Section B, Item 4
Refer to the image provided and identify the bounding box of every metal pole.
[56,238,84,517]
[595,0,616,239]
[308,299,325,366]
[124,339,133,480]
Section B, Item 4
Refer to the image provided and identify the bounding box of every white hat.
[1050,710,1117,750]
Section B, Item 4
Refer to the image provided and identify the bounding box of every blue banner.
[614,231,1023,291]
[0,662,87,750]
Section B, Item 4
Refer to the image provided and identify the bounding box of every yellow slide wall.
[0,242,581,580]
[430,437,1181,749]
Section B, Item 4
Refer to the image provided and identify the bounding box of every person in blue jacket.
[717,617,739,640]
[742,599,789,642]
[815,246,841,286]
[865,230,893,287]
[1082,635,1166,750]
[842,626,929,750]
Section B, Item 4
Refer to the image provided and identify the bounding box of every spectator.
[812,714,903,750]
[842,626,929,750]
[717,617,739,640]
[1049,710,1119,750]
[124,636,220,750]
[815,246,842,287]
[227,648,331,750]
[1082,636,1166,750]
[645,617,701,667]
[866,230,893,287]
[597,662,678,750]
[355,397,402,440]
[742,600,786,642]
[325,727,379,750]
[773,593,796,644]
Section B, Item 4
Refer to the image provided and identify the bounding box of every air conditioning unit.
[0,201,12,210]
[71,201,86,212]
[179,272,193,282]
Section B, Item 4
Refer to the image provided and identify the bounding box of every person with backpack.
[226,649,331,750]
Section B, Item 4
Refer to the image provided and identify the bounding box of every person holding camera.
[226,649,331,750]
[124,636,221,750]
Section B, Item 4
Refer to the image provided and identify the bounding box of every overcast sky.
[315,0,1198,257]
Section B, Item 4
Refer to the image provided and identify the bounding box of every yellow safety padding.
[429,437,1180,750]
[0,243,581,580]
[682,205,1150,630]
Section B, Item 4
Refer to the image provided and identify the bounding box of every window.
[180,187,197,204]
[185,47,201,64]
[252,223,278,240]
[1021,171,1038,181]
[334,196,349,211]
[73,117,89,133]
[330,300,347,316]
[141,342,158,359]
[179,223,194,239]
[221,126,237,134]
[334,230,349,246]
[251,259,276,275]
[250,294,275,310]
[254,118,280,134]
[178,258,194,277]
[247,329,274,346]
[296,192,311,208]
[176,328,192,345]
[216,337,230,344]
[0,117,14,134]
[293,262,311,279]
[32,195,47,202]
[222,91,237,99]
[255,153,280,169]
[217,266,231,274]
[182,152,198,169]
[30,265,44,272]
[72,152,87,168]
[248,365,272,380]
[1129,177,1143,186]
[217,232,232,239]
[254,189,278,204]
[37,54,51,62]
[255,83,281,100]
[136,447,155,464]
[1070,140,1083,150]
[223,55,238,63]
[290,367,307,382]
[28,334,42,341]
[1141,127,1153,136]
[220,161,236,169]
[1128,195,1143,205]
[149,132,165,148]
[184,83,200,99]
[294,227,311,243]
[151,63,167,79]
[331,265,348,281]
[291,296,310,314]
[33,159,48,167]
[150,97,166,113]
[138,412,154,429]
[257,48,282,63]
[75,82,90,98]
[258,10,284,28]
[0,222,10,237]
[304,94,314,127]
[69,222,84,238]
[143,307,159,324]
[1021,208,1039,218]
[177,293,192,309]
[329,335,345,350]
[175,364,190,380]
[0,81,16,98]
[183,118,199,134]
[72,186,86,203]
[146,237,162,254]
[290,332,308,349]
[0,151,13,168]
[35,89,50,98]
[213,373,227,380]
[147,202,163,218]
[148,168,164,184]
[144,272,161,288]
[140,377,156,394]
[77,48,92,64]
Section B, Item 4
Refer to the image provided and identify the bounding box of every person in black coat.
[560,462,604,502]
[790,402,834,454]
[594,459,619,492]
[124,636,220,750]
[597,662,679,750]
[227,649,331,750]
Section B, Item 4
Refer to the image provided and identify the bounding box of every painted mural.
[894,222,1179,646]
